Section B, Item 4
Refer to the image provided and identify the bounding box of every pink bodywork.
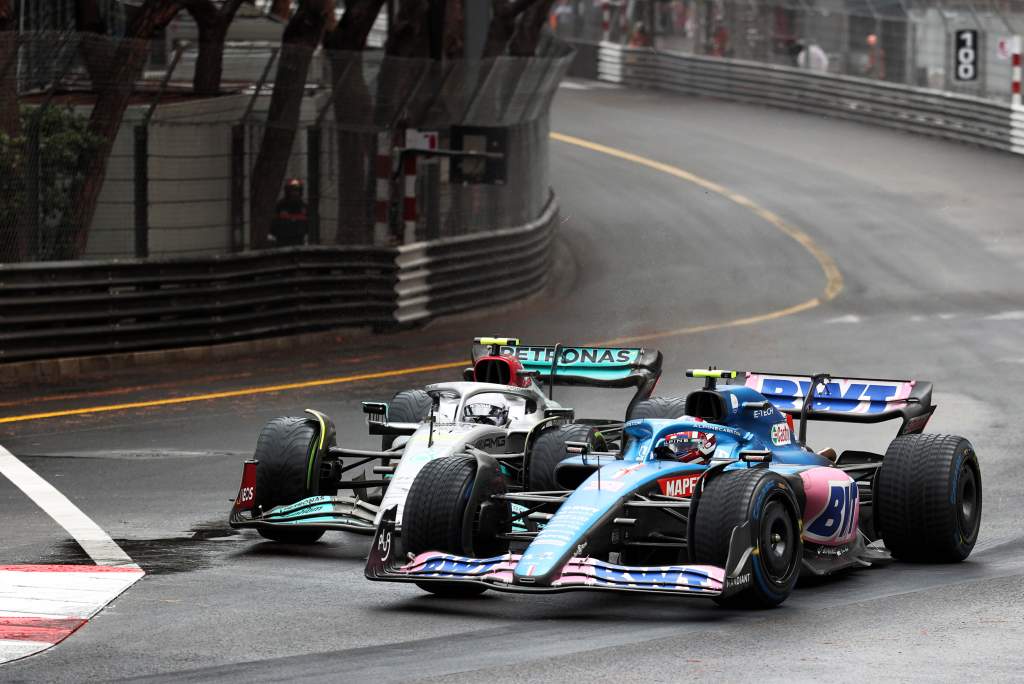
[800,466,860,546]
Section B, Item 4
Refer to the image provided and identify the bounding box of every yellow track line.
[2,133,842,425]
[0,361,467,425]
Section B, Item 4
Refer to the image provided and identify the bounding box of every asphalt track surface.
[3,80,1024,681]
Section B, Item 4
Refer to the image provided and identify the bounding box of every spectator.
[269,178,309,247]
[629,21,652,48]
[865,33,885,79]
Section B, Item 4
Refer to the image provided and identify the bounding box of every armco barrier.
[586,42,1024,156]
[0,196,559,364]
[394,194,558,324]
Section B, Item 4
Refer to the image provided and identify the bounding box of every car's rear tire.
[382,389,433,449]
[527,424,608,492]
[875,434,981,562]
[253,417,333,544]
[627,396,688,421]
[404,455,510,597]
[692,468,801,608]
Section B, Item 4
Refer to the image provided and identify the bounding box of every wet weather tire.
[875,434,981,563]
[528,424,608,491]
[252,417,329,544]
[382,389,433,449]
[627,396,688,421]
[404,455,510,597]
[692,468,801,608]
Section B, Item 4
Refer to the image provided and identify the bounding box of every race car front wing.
[365,507,755,598]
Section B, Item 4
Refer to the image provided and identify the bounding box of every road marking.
[0,361,468,425]
[826,314,862,324]
[0,446,136,567]
[0,445,144,663]
[549,131,843,302]
[0,134,842,426]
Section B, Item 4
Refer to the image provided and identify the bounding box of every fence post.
[306,126,321,245]
[25,122,39,259]
[133,125,149,259]
[230,124,245,252]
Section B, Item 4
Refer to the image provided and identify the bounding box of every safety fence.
[577,41,1024,156]
[0,31,572,263]
[0,195,558,363]
[552,0,1024,104]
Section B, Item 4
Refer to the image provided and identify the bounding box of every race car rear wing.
[744,371,935,436]
[471,337,662,417]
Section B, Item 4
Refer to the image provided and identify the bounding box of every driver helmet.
[464,396,510,426]
[656,429,717,463]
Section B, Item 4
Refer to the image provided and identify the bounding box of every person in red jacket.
[270,178,309,247]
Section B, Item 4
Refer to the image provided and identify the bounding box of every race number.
[955,29,979,81]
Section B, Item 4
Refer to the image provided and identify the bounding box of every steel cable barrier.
[0,196,558,363]
[578,42,1024,156]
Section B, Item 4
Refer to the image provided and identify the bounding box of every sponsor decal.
[235,462,257,511]
[613,463,645,479]
[475,435,507,450]
[771,422,792,446]
[814,544,850,557]
[747,374,913,414]
[377,529,392,563]
[753,408,775,419]
[726,572,751,589]
[902,413,931,434]
[657,473,701,498]
[583,479,626,492]
[805,480,859,542]
[498,346,638,366]
[730,394,739,411]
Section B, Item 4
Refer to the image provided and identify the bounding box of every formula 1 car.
[366,369,982,607]
[228,338,663,543]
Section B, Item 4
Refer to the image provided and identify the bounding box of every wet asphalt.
[2,80,1024,681]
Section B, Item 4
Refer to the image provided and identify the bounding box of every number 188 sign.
[955,29,979,81]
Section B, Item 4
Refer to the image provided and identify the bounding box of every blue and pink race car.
[367,360,982,608]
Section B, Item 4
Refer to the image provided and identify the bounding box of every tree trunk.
[509,0,554,56]
[442,0,464,59]
[0,0,18,138]
[184,0,246,96]
[193,19,229,96]
[249,0,333,249]
[70,0,185,259]
[483,0,538,57]
[324,0,384,245]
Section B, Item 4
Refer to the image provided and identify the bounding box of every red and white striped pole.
[1012,35,1022,108]
[401,151,417,244]
[601,2,611,42]
[374,131,393,245]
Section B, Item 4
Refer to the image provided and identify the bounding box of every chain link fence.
[0,29,571,263]
[553,0,1024,101]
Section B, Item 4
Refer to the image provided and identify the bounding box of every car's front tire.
[403,455,510,597]
[252,416,334,544]
[692,468,802,608]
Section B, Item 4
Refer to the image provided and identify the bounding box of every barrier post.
[230,124,245,252]
[133,125,149,259]
[306,127,321,244]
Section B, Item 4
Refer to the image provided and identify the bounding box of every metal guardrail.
[585,42,1024,156]
[0,196,560,363]
[394,194,559,324]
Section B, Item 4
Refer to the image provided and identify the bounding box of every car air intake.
[474,358,512,385]
[685,390,728,421]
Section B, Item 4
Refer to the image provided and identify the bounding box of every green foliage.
[0,105,104,261]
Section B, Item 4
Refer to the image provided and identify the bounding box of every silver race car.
[228,337,664,543]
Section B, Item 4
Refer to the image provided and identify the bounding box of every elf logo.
[657,473,701,498]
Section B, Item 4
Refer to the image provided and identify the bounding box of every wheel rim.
[957,462,979,542]
[760,499,796,583]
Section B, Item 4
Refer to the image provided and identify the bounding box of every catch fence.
[552,0,1024,103]
[0,30,571,263]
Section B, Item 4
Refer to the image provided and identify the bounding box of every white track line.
[0,445,144,664]
[0,445,135,566]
